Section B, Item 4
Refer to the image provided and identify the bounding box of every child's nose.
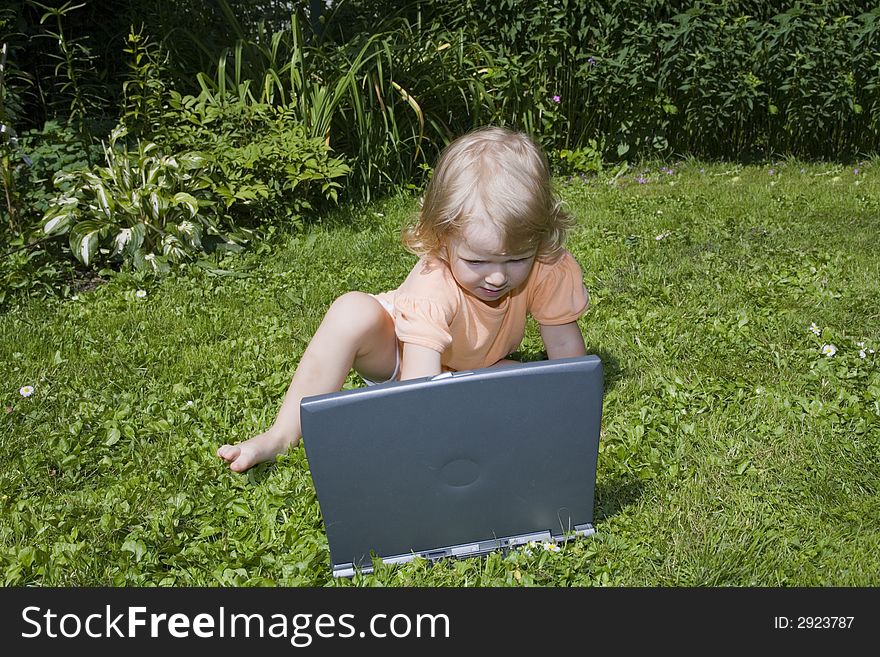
[485,269,507,286]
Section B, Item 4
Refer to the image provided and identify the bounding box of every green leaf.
[105,426,121,446]
[172,192,200,217]
[44,211,74,236]
[69,220,105,266]
[121,538,147,562]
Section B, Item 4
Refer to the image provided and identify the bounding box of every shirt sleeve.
[528,250,590,325]
[393,294,455,353]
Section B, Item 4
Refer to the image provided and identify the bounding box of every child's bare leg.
[217,292,398,472]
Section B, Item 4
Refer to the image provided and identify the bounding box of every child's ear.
[437,242,450,263]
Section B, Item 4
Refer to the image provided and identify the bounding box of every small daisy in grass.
[136,290,147,299]
[542,541,561,553]
[19,385,34,397]
[809,322,821,336]
[860,349,867,359]
[821,344,837,357]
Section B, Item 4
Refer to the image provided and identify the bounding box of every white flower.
[655,231,671,241]
[809,323,821,336]
[656,210,663,215]
[136,290,148,299]
[860,350,867,359]
[821,344,837,357]
[19,386,34,397]
[857,341,865,347]
[542,541,561,553]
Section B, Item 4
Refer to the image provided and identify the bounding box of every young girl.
[217,126,589,472]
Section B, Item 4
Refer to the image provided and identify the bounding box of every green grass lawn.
[1,160,878,586]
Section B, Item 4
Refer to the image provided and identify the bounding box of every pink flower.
[552,95,561,104]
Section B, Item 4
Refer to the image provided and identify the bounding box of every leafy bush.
[345,0,880,160]
[39,113,350,274]
[0,122,99,308]
[184,8,486,200]
[15,121,101,224]
[161,93,351,226]
[41,125,222,273]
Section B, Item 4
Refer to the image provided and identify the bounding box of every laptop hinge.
[333,563,358,578]
[551,523,596,541]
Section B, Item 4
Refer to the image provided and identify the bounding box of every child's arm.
[399,342,442,380]
[539,321,587,360]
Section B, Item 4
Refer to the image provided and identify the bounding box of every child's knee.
[326,292,392,338]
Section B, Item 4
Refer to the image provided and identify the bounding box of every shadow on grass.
[594,475,644,523]
[508,347,623,395]
[586,347,623,394]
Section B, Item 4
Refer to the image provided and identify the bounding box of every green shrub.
[16,121,102,222]
[41,125,222,273]
[346,0,879,160]
[184,8,486,200]
[0,122,99,308]
[161,93,351,227]
[39,113,350,274]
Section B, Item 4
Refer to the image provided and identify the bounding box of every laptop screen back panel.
[300,356,603,573]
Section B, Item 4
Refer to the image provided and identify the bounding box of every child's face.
[445,222,536,307]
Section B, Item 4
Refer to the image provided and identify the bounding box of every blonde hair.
[402,126,572,262]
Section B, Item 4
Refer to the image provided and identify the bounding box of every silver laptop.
[300,355,604,577]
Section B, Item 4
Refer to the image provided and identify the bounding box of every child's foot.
[216,429,298,473]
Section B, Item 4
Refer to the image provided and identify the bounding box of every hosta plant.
[41,125,235,273]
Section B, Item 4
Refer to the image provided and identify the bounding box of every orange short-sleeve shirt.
[373,249,589,372]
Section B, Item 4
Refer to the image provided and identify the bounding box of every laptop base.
[333,523,596,578]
